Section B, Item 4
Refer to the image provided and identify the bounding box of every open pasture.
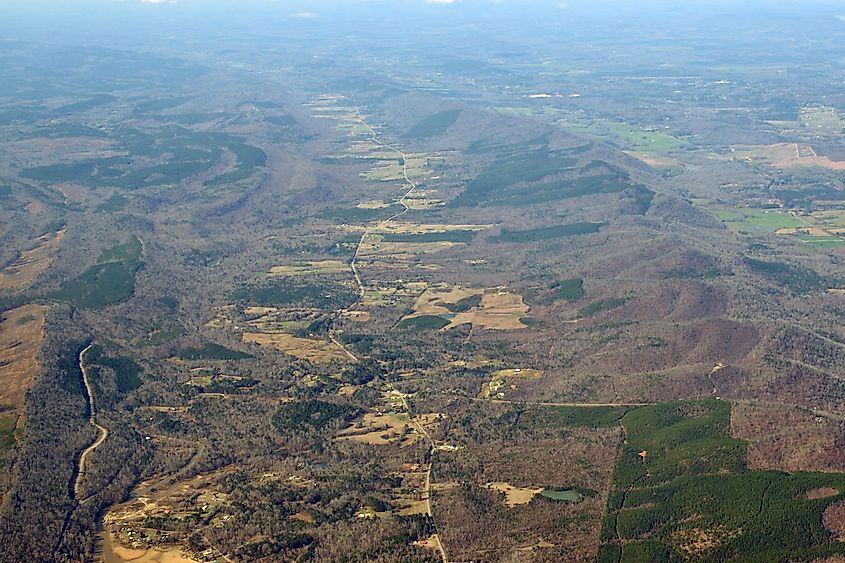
[800,105,843,130]
[559,118,684,153]
[264,260,350,277]
[242,329,349,363]
[400,285,529,331]
[731,143,845,170]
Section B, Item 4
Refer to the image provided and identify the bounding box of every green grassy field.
[707,207,806,232]
[813,210,845,229]
[493,107,534,116]
[794,234,845,248]
[561,119,684,153]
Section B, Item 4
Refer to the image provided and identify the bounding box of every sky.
[3,0,843,48]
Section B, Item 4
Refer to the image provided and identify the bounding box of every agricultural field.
[356,223,489,271]
[730,143,845,171]
[558,117,685,153]
[696,205,806,233]
[400,284,529,331]
[800,106,843,130]
[692,202,845,246]
[243,331,350,363]
[262,260,350,277]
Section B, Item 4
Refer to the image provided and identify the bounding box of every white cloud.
[291,11,318,18]
[139,0,175,4]
[426,0,458,4]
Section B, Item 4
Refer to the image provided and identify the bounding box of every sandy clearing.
[487,482,544,506]
[806,487,839,500]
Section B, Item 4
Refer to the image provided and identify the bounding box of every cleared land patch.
[336,390,441,447]
[800,105,843,130]
[401,285,529,331]
[0,304,48,455]
[100,469,234,563]
[336,412,439,447]
[361,280,427,307]
[263,260,350,277]
[243,331,349,363]
[240,307,349,363]
[479,368,543,399]
[731,143,845,170]
[0,228,64,290]
[357,223,488,270]
[447,291,529,330]
[696,203,845,246]
[361,156,429,182]
[486,482,544,506]
[558,117,684,153]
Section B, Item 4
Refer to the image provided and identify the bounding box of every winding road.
[325,108,448,562]
[346,109,419,298]
[73,344,109,503]
[706,362,725,397]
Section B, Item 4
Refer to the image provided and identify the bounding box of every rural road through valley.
[325,108,448,563]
